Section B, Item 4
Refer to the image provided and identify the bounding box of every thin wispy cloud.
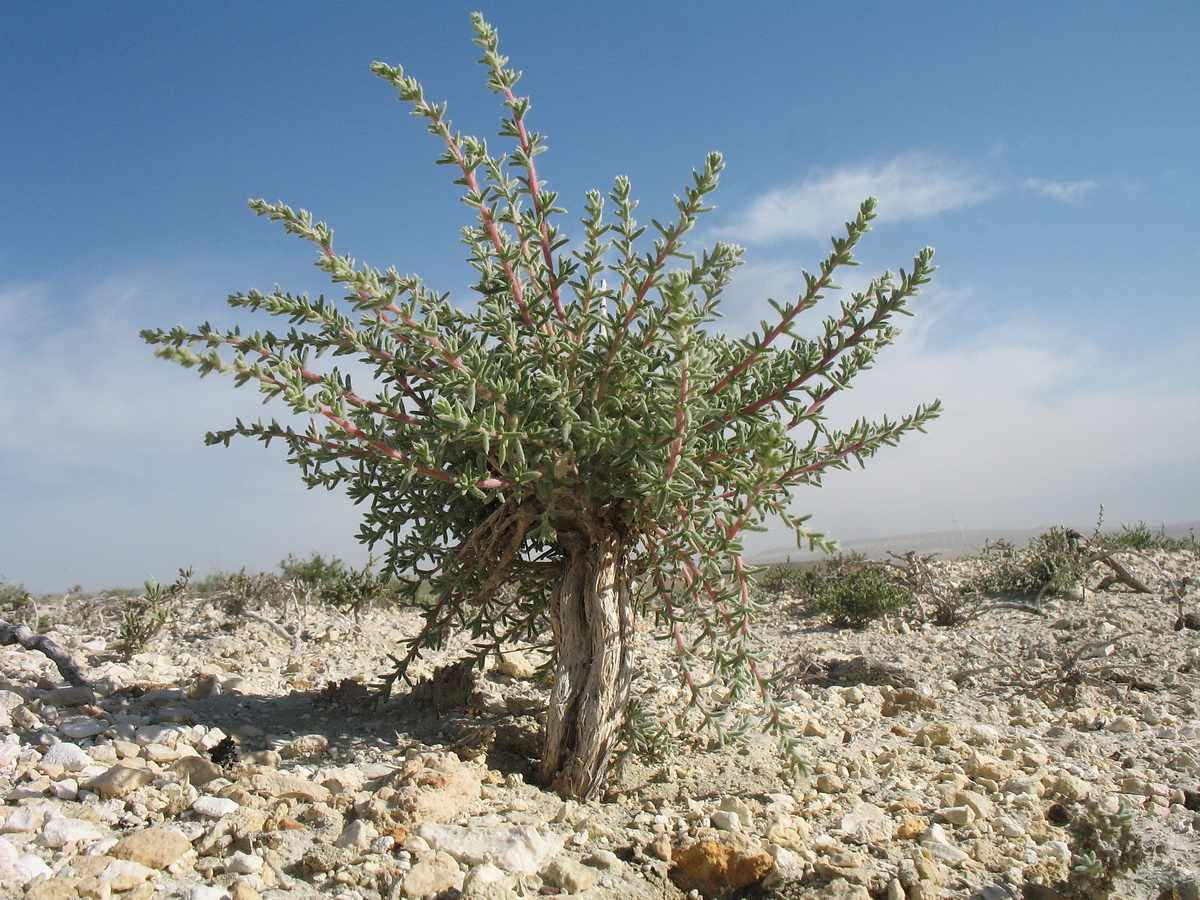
[719,152,995,244]
[1023,178,1098,202]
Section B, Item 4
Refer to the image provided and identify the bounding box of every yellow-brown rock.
[670,840,773,898]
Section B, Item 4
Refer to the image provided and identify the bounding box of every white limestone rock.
[416,822,565,876]
[40,742,92,772]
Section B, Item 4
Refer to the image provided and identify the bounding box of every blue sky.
[2,3,1197,593]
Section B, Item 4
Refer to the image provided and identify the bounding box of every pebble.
[109,827,193,869]
[1106,715,1139,733]
[670,840,774,897]
[224,851,263,875]
[495,651,537,680]
[40,815,103,848]
[541,856,596,893]
[334,819,378,850]
[2,804,46,833]
[462,860,518,897]
[937,805,975,826]
[86,763,155,798]
[39,686,96,708]
[39,742,92,772]
[416,822,564,875]
[816,773,846,793]
[57,717,106,740]
[171,755,224,786]
[401,850,461,897]
[991,816,1025,838]
[192,796,240,818]
[710,809,741,831]
[0,548,1195,899]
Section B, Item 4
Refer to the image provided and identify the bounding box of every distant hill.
[748,520,1199,565]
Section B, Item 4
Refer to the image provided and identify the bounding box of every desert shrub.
[119,569,193,657]
[1094,520,1195,552]
[1042,797,1145,899]
[808,555,911,626]
[205,568,289,617]
[752,563,818,598]
[280,553,395,614]
[0,580,34,627]
[191,572,233,594]
[884,550,978,626]
[960,527,1087,599]
[1024,527,1088,596]
[142,15,939,797]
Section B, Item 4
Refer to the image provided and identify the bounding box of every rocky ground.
[1,545,1198,900]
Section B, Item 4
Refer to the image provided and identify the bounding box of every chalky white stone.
[58,717,106,739]
[14,853,54,886]
[40,741,92,772]
[192,796,241,818]
[1,804,45,833]
[717,796,755,828]
[0,837,17,880]
[334,818,377,850]
[922,839,971,867]
[992,816,1026,838]
[710,810,740,832]
[224,851,263,874]
[40,814,103,848]
[135,724,182,746]
[51,777,79,800]
[542,856,596,893]
[840,802,895,842]
[416,822,565,875]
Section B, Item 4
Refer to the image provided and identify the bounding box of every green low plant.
[1044,797,1145,899]
[960,527,1087,599]
[119,569,193,657]
[1095,520,1195,552]
[0,580,33,627]
[143,15,939,798]
[752,562,817,598]
[808,555,911,626]
[280,553,394,614]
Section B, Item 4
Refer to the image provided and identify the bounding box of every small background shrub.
[0,580,35,627]
[1093,520,1196,552]
[959,527,1087,598]
[806,555,912,627]
[119,569,192,657]
[1043,797,1145,899]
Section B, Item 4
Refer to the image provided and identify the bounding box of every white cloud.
[719,152,995,244]
[0,275,370,593]
[742,301,1200,550]
[1023,178,1098,202]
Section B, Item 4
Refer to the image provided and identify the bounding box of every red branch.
[664,351,690,481]
[252,420,511,491]
[603,219,694,369]
[407,101,540,334]
[708,288,825,396]
[495,82,567,325]
[226,338,424,427]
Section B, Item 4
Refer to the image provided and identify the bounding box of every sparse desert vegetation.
[1,519,1198,898]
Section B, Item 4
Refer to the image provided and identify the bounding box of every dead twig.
[243,610,303,655]
[0,621,92,687]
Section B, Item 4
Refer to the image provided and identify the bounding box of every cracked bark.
[538,515,635,800]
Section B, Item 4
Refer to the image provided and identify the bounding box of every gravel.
[1,546,1197,898]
